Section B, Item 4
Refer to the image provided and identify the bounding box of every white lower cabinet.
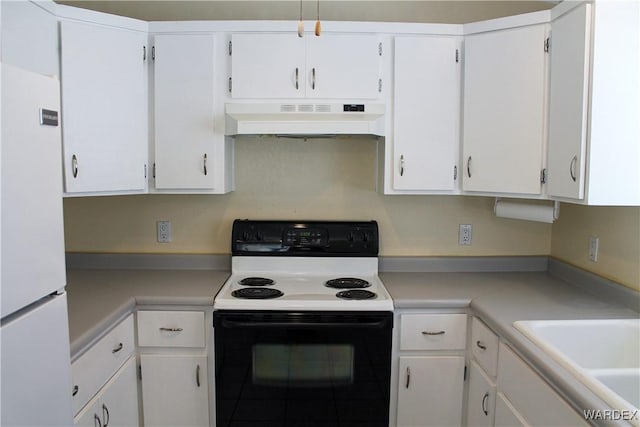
[395,313,467,426]
[397,356,466,426]
[75,357,140,427]
[137,310,210,427]
[139,354,209,427]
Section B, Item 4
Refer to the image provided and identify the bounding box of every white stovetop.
[213,256,394,311]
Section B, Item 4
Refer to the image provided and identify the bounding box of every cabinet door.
[60,21,147,194]
[546,4,591,200]
[392,36,458,191]
[462,25,547,194]
[466,360,496,427]
[306,34,380,99]
[153,34,216,190]
[396,356,464,427]
[140,354,209,427]
[75,357,139,427]
[231,33,305,99]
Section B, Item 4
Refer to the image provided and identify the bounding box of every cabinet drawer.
[137,311,205,348]
[400,314,467,350]
[71,314,135,415]
[497,343,588,427]
[471,317,499,377]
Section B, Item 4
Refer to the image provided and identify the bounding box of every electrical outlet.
[157,221,172,243]
[459,224,472,246]
[589,236,599,262]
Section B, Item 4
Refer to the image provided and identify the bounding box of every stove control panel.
[232,220,378,256]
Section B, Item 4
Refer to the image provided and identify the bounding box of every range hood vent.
[225,103,385,136]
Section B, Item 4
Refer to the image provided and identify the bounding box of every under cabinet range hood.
[225,103,385,136]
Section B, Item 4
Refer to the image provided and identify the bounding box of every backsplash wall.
[63,137,552,256]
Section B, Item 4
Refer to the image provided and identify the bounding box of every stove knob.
[347,232,355,243]
[242,231,250,241]
[362,233,369,242]
[255,232,263,241]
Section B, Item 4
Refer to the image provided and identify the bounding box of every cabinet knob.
[102,404,110,427]
[112,342,124,354]
[312,67,316,90]
[476,340,487,351]
[94,414,102,427]
[203,153,208,176]
[295,67,299,90]
[196,364,201,388]
[159,327,183,332]
[405,366,411,389]
[72,385,79,397]
[467,156,472,178]
[422,330,445,336]
[400,155,405,177]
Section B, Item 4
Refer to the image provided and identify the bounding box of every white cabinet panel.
[137,310,205,348]
[231,33,379,99]
[400,314,467,351]
[60,20,147,195]
[153,34,216,190]
[462,24,547,195]
[470,317,499,378]
[396,356,465,427]
[466,360,496,427]
[546,3,590,200]
[392,36,459,192]
[306,34,380,99]
[140,354,209,427]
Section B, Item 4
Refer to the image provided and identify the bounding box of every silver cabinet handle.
[72,154,79,178]
[295,67,299,90]
[422,330,445,336]
[203,153,208,176]
[482,392,489,416]
[94,414,102,427]
[72,385,79,396]
[467,156,472,178]
[476,340,487,351]
[312,67,316,90]
[400,155,405,177]
[112,342,123,354]
[159,327,183,332]
[102,404,110,427]
[570,155,578,182]
[405,366,411,389]
[196,364,201,388]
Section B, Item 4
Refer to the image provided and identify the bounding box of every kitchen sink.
[514,319,640,417]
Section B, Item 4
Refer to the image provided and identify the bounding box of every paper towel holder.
[493,198,560,223]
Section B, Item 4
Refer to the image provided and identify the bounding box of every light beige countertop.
[66,269,229,357]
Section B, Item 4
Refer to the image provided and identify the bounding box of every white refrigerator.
[1,63,73,425]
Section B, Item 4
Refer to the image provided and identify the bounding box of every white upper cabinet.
[462,24,547,195]
[60,20,148,195]
[231,33,380,99]
[547,1,640,205]
[391,36,459,192]
[152,34,217,191]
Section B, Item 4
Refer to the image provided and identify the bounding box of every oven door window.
[253,344,354,387]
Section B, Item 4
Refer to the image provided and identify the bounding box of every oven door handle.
[220,318,391,329]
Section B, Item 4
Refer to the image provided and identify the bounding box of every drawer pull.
[94,414,102,427]
[196,364,201,388]
[159,327,184,332]
[476,340,487,351]
[482,392,489,416]
[112,342,123,354]
[72,385,79,396]
[422,330,445,336]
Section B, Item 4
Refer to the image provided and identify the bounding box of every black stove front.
[213,310,393,427]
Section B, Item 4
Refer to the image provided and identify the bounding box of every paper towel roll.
[494,199,558,223]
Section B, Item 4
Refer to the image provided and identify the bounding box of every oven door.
[213,310,393,427]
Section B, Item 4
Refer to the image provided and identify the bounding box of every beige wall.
[551,205,640,291]
[63,137,552,256]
